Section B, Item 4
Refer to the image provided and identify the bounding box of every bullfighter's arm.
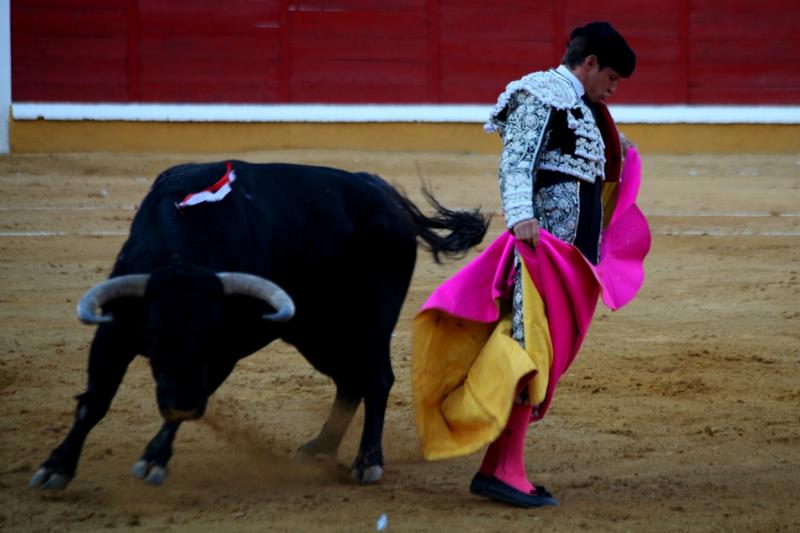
[497,91,552,232]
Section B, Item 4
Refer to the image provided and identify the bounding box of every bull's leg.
[351,348,394,484]
[30,324,137,490]
[130,421,180,486]
[297,387,360,459]
[344,252,411,484]
[130,357,237,486]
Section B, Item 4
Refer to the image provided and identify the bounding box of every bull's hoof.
[351,464,383,484]
[350,448,384,484]
[131,460,168,486]
[296,438,337,461]
[29,467,72,490]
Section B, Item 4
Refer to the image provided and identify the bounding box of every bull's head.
[76,271,294,421]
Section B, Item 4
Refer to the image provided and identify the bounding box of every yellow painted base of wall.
[10,119,800,154]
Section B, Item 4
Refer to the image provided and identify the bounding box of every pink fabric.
[419,231,516,323]
[419,148,650,420]
[594,148,651,310]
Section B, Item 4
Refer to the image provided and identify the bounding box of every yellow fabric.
[412,260,553,461]
[601,181,619,229]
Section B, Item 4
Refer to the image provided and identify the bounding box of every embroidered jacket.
[485,69,606,231]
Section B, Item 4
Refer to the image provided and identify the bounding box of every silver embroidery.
[575,135,605,162]
[566,109,580,130]
[537,99,605,183]
[496,92,551,229]
[485,70,580,133]
[511,253,525,347]
[538,152,603,183]
[535,181,580,244]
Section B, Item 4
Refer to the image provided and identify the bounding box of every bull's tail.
[391,185,490,263]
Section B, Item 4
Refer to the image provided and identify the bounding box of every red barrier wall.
[11,0,800,105]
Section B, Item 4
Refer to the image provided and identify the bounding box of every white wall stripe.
[12,103,800,125]
[610,105,800,124]
[12,103,491,123]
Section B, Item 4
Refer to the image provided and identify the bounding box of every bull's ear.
[216,273,295,322]
[77,274,150,325]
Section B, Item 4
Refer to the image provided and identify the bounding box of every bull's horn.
[76,274,150,325]
[217,272,295,322]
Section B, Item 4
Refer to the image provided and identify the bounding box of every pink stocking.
[479,402,533,493]
[478,438,500,476]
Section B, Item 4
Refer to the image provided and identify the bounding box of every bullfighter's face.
[584,61,622,103]
[144,271,225,422]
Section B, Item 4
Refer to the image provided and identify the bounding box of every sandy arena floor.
[0,149,798,532]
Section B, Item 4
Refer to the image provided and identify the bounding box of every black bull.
[30,161,488,489]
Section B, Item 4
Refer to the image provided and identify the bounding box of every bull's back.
[236,162,416,248]
[119,161,415,275]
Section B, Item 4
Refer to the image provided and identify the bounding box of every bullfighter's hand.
[512,218,541,247]
[620,132,636,164]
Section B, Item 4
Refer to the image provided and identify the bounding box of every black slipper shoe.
[472,474,559,508]
[470,472,491,495]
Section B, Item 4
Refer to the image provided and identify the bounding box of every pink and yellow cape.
[411,148,651,461]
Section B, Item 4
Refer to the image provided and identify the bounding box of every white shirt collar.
[555,64,585,99]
